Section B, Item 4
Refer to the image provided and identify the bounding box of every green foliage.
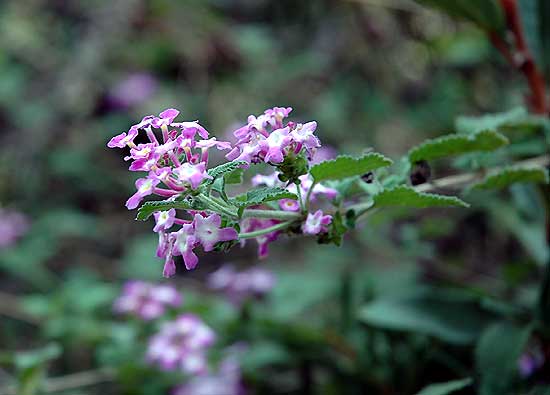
[471,166,549,190]
[455,107,549,137]
[374,186,469,208]
[14,343,61,395]
[205,161,247,184]
[415,378,473,395]
[358,288,496,344]
[310,153,393,183]
[231,187,297,208]
[416,0,505,31]
[475,322,532,395]
[408,130,509,163]
[136,199,194,221]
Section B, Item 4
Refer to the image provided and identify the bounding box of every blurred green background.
[0,0,548,394]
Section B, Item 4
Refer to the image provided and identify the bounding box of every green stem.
[242,209,304,220]
[197,195,238,218]
[295,183,306,213]
[238,221,295,239]
[305,181,315,211]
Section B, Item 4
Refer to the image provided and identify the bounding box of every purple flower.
[251,172,283,188]
[309,145,337,165]
[208,264,275,306]
[518,345,545,378]
[147,314,216,375]
[240,218,280,259]
[194,214,238,252]
[108,72,158,109]
[291,121,320,155]
[126,177,160,210]
[113,280,182,320]
[107,128,138,148]
[264,106,292,129]
[260,127,291,163]
[153,209,176,233]
[172,224,200,271]
[172,121,210,140]
[302,210,332,235]
[152,108,180,128]
[0,209,29,249]
[174,162,212,190]
[278,199,300,212]
[174,353,244,395]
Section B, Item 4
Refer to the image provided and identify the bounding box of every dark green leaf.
[374,186,469,208]
[310,153,393,183]
[358,288,494,344]
[416,378,473,395]
[408,130,508,163]
[476,322,532,395]
[136,199,194,221]
[231,187,297,208]
[205,161,247,183]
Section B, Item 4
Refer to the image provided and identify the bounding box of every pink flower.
[251,172,283,188]
[264,106,292,128]
[146,314,216,374]
[172,224,199,271]
[153,209,176,233]
[302,210,332,235]
[194,214,238,252]
[174,162,212,189]
[278,198,300,212]
[151,108,180,128]
[107,128,138,148]
[291,121,320,154]
[113,280,182,320]
[126,177,160,210]
[240,218,280,259]
[196,137,232,151]
[0,209,29,249]
[171,121,210,139]
[107,72,158,109]
[260,127,291,163]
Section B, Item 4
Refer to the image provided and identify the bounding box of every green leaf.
[471,166,549,190]
[374,186,469,208]
[136,199,194,221]
[455,107,548,137]
[310,153,393,183]
[416,0,505,31]
[415,378,473,395]
[408,130,508,163]
[14,343,62,370]
[224,168,244,184]
[358,288,495,344]
[476,322,532,395]
[205,161,247,184]
[231,187,297,208]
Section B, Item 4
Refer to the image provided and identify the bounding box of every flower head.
[147,314,216,374]
[114,280,181,320]
[302,210,332,235]
[174,162,212,189]
[194,214,238,252]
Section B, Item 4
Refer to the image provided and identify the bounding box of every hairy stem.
[242,209,304,220]
[238,221,296,239]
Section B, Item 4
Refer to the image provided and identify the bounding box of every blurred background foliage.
[0,0,549,394]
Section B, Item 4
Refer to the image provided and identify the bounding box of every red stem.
[499,0,547,114]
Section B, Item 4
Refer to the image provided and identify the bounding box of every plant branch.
[241,209,304,220]
[239,221,296,239]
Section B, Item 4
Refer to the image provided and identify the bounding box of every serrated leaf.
[205,161,247,183]
[310,153,393,183]
[136,199,194,221]
[358,288,495,344]
[231,187,297,208]
[416,0,504,31]
[476,322,532,395]
[471,166,549,190]
[455,107,548,137]
[374,186,469,208]
[408,130,508,163]
[415,378,473,395]
[224,168,244,184]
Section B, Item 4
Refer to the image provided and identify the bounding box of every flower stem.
[238,221,295,239]
[197,194,238,218]
[242,209,304,220]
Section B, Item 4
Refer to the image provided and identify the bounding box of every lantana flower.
[113,280,182,320]
[302,210,332,235]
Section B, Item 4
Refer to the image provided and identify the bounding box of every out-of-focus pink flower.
[147,314,216,375]
[239,218,280,259]
[107,72,158,109]
[208,264,275,305]
[113,280,181,320]
[0,209,29,249]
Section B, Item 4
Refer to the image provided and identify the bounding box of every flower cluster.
[208,264,275,305]
[0,208,29,249]
[226,107,320,165]
[174,353,243,395]
[113,280,182,320]
[155,212,238,277]
[108,107,337,275]
[147,314,216,375]
[107,108,230,210]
